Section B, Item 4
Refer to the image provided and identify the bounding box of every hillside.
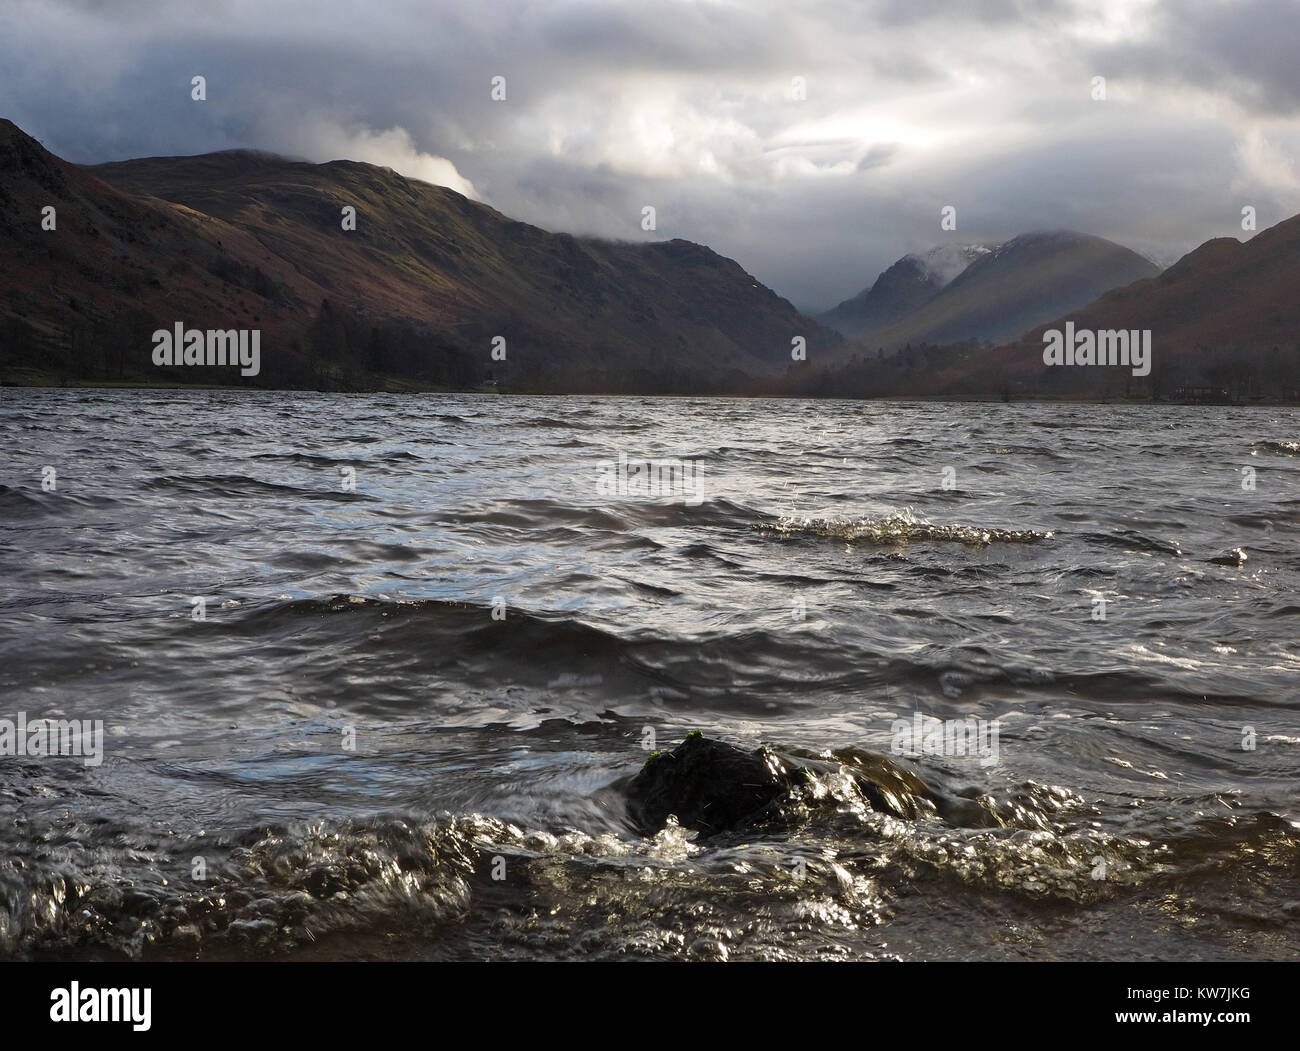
[820,244,989,337]
[936,214,1300,398]
[0,119,838,392]
[0,121,329,387]
[773,216,1300,401]
[849,231,1158,352]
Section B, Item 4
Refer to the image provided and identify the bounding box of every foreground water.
[1,389,1298,961]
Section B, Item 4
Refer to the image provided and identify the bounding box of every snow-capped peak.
[902,244,991,286]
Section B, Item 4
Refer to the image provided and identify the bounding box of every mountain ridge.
[821,228,1159,351]
[820,243,990,338]
[768,214,1300,402]
[947,212,1300,397]
[0,119,839,392]
[833,230,1159,352]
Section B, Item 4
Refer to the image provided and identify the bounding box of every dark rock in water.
[624,732,956,836]
[625,733,797,835]
[1208,547,1248,567]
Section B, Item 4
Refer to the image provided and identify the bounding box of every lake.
[1,389,1297,960]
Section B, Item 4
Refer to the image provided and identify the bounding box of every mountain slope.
[820,244,988,337]
[88,149,838,392]
[852,231,1159,351]
[0,120,837,391]
[0,121,331,386]
[931,214,1300,397]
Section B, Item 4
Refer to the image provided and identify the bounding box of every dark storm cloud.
[856,144,901,172]
[532,1,790,73]
[868,0,1082,27]
[1086,0,1300,115]
[0,0,1296,310]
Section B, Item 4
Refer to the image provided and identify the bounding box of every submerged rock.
[624,732,959,836]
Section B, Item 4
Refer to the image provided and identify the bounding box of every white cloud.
[280,120,479,199]
[1233,126,1300,200]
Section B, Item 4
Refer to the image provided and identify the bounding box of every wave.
[0,484,120,515]
[437,496,761,532]
[4,746,1295,960]
[1254,440,1299,456]
[0,814,482,960]
[758,508,1052,546]
[1080,528,1183,556]
[251,450,423,467]
[0,484,49,514]
[140,474,375,501]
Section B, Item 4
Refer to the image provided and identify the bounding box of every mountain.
[770,215,1300,401]
[0,121,325,386]
[933,213,1300,398]
[0,119,837,392]
[820,244,988,337]
[842,231,1159,352]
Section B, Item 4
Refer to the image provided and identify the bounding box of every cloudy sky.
[3,0,1298,310]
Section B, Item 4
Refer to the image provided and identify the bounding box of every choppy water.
[1,389,1298,961]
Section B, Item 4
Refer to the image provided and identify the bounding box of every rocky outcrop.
[623,732,990,836]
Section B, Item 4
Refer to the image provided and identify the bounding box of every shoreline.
[3,379,1296,406]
